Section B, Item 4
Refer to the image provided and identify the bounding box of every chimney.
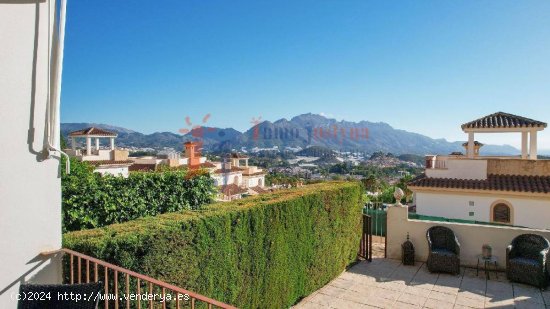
[462,141,484,157]
[222,157,232,171]
[184,142,201,169]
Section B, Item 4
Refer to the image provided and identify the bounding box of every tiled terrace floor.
[295,258,550,309]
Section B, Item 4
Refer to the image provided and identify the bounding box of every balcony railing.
[43,248,236,309]
[425,156,447,169]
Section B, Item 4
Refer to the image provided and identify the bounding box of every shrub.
[63,181,363,308]
[62,158,215,232]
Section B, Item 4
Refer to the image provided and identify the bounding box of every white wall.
[387,206,550,268]
[244,176,265,187]
[95,166,130,178]
[177,157,205,166]
[426,158,487,180]
[212,172,242,186]
[0,1,63,307]
[416,191,550,230]
[131,157,163,165]
[81,149,112,161]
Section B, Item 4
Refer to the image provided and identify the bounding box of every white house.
[129,149,207,172]
[409,112,550,230]
[66,127,133,177]
[228,153,266,188]
[181,143,267,201]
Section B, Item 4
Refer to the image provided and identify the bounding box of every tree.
[396,174,414,203]
[61,157,215,232]
[361,174,380,193]
[60,135,68,150]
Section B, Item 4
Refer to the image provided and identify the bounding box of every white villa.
[182,143,268,201]
[410,112,550,229]
[130,141,267,201]
[128,146,207,172]
[66,127,133,177]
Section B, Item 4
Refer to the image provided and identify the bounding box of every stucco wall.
[95,166,130,178]
[81,149,111,161]
[487,159,550,176]
[213,172,242,186]
[0,1,62,307]
[112,149,129,161]
[426,158,488,180]
[387,206,550,269]
[132,157,163,165]
[244,175,265,187]
[415,191,550,229]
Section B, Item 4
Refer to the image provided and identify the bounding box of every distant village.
[65,127,423,201]
[66,127,268,201]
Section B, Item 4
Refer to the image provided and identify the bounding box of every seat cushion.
[431,249,456,257]
[509,257,540,268]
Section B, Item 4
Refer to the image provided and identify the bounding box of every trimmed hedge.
[63,181,363,308]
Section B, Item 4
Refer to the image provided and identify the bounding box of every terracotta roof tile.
[69,127,117,137]
[88,160,134,166]
[461,112,547,130]
[218,184,248,195]
[408,174,550,194]
[249,186,269,194]
[461,141,484,146]
[213,166,244,174]
[200,161,216,168]
[128,163,157,171]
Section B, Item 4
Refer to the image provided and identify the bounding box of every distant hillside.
[397,154,425,166]
[240,113,519,155]
[61,123,184,150]
[61,114,520,155]
[296,146,336,158]
[61,123,136,135]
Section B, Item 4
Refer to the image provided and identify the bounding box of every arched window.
[233,175,239,185]
[493,203,511,223]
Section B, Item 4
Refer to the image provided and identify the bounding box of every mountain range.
[61,113,519,155]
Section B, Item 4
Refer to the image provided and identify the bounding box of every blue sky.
[61,0,550,149]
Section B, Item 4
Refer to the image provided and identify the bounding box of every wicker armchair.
[18,282,102,309]
[506,234,550,288]
[426,226,460,275]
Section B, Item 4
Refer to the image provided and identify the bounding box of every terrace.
[424,155,550,178]
[295,258,550,309]
[294,205,550,309]
[424,111,550,180]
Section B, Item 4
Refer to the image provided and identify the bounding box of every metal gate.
[358,214,372,261]
[363,203,388,258]
[364,203,387,236]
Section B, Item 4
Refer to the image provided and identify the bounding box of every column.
[86,137,91,155]
[467,132,475,158]
[529,131,538,160]
[521,131,528,159]
[95,138,100,151]
[110,137,115,150]
[71,137,76,151]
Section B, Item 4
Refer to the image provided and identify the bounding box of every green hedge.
[63,181,363,308]
[62,158,215,232]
